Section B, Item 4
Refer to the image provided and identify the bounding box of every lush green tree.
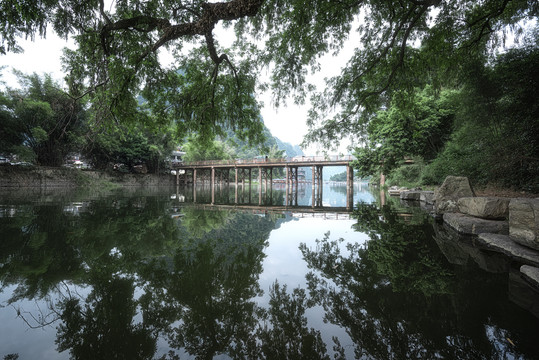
[0,73,87,165]
[182,134,233,162]
[182,126,288,163]
[330,172,346,182]
[83,123,177,173]
[250,0,536,147]
[1,0,266,145]
[353,86,457,177]
[422,44,539,190]
[2,0,535,148]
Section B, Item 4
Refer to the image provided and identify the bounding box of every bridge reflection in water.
[172,155,356,211]
[171,181,356,217]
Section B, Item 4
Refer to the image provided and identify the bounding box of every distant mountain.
[273,137,304,157]
[220,125,304,159]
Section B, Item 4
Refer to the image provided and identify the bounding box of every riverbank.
[398,176,539,296]
[0,165,176,189]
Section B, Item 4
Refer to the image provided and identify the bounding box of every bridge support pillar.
[346,166,354,210]
[314,166,323,207]
[287,166,298,187]
[211,167,215,204]
[258,167,262,205]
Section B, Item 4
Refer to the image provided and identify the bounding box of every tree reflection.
[299,203,539,359]
[0,196,181,303]
[178,208,233,238]
[351,202,453,295]
[0,195,281,359]
[55,276,156,360]
[3,194,539,359]
[144,212,273,359]
[257,281,330,360]
[0,203,87,302]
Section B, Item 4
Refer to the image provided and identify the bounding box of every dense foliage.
[353,86,457,178]
[0,73,87,166]
[1,0,267,146]
[421,44,539,191]
[182,126,298,162]
[366,44,539,192]
[2,0,536,142]
[0,71,297,172]
[83,123,177,172]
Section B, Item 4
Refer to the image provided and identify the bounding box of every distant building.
[170,147,186,165]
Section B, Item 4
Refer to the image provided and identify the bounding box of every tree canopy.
[2,0,536,148]
[0,72,87,166]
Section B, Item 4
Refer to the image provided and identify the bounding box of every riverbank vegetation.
[354,44,539,193]
[0,72,298,173]
[1,1,537,191]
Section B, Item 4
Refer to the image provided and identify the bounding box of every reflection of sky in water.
[259,217,370,358]
[282,182,375,207]
[4,184,536,359]
[0,184,373,359]
[0,284,93,360]
[0,286,63,359]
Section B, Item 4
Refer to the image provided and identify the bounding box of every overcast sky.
[0,27,356,155]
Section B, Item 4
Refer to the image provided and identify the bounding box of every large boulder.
[434,176,475,214]
[510,198,539,250]
[458,197,510,219]
[400,190,421,200]
[420,191,435,205]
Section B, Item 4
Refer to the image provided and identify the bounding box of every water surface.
[1,184,538,359]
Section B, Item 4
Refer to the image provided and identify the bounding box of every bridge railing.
[178,155,356,167]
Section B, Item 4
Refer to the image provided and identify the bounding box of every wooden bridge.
[171,155,356,209]
[172,155,356,189]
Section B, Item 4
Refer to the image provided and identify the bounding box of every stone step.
[443,213,509,236]
[521,265,539,289]
[477,233,539,267]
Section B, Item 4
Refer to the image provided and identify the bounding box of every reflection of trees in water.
[257,282,330,359]
[4,196,539,359]
[2,196,333,359]
[179,208,234,238]
[0,196,181,303]
[351,203,453,295]
[299,203,539,359]
[152,214,270,359]
[56,277,156,360]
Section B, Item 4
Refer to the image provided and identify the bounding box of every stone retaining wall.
[399,176,539,290]
[0,166,175,188]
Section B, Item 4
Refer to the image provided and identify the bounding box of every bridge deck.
[173,155,355,169]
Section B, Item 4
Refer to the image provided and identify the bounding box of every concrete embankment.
[0,166,176,189]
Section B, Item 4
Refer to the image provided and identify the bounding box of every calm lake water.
[1,183,538,359]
